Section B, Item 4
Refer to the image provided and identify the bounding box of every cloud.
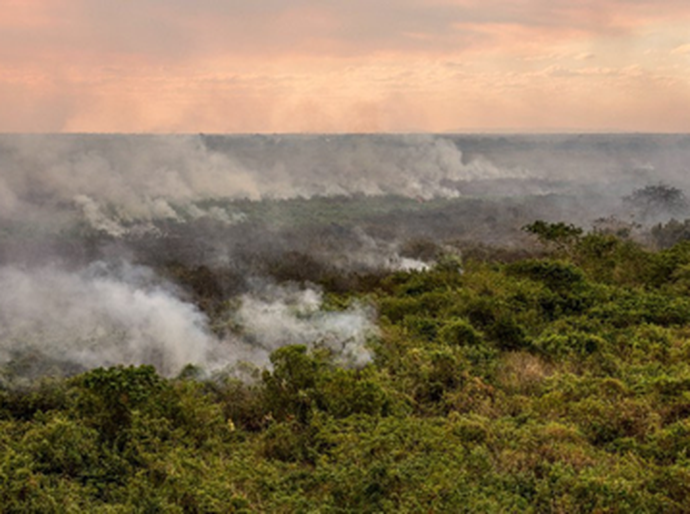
[3,0,690,63]
[671,44,690,55]
[1,0,690,132]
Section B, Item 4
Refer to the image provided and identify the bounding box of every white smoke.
[232,282,375,368]
[185,204,247,224]
[0,262,376,379]
[72,194,247,237]
[0,262,213,376]
[331,227,430,272]
[3,134,690,231]
[0,135,260,234]
[0,134,531,234]
[74,195,130,237]
[226,135,529,200]
[8,133,686,238]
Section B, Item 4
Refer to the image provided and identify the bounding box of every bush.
[523,220,583,253]
[534,331,605,358]
[262,345,320,424]
[75,365,164,443]
[507,259,586,291]
[22,416,100,478]
[439,319,483,347]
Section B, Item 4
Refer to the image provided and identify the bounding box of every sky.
[1,0,689,133]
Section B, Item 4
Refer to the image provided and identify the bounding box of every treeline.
[4,227,690,511]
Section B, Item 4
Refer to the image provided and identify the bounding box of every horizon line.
[1,130,689,137]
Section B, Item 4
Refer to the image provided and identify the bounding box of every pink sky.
[1,0,689,133]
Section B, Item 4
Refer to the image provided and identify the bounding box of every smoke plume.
[0,262,375,381]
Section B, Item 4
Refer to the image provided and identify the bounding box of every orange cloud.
[0,0,689,132]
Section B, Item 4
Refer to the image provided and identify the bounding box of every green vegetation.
[6,225,690,511]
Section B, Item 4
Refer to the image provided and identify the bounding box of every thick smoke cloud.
[214,135,525,199]
[4,133,688,237]
[0,135,258,231]
[0,262,211,377]
[0,134,529,231]
[0,262,375,381]
[3,134,689,219]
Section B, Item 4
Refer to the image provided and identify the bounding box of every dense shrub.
[5,233,690,511]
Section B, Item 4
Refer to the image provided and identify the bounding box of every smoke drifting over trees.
[6,134,690,511]
[1,133,689,379]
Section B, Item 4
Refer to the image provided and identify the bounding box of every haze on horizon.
[2,0,689,134]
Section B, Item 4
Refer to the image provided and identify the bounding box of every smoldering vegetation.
[0,262,376,386]
[1,133,689,381]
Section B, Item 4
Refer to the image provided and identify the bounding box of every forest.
[4,193,690,511]
[3,135,690,511]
